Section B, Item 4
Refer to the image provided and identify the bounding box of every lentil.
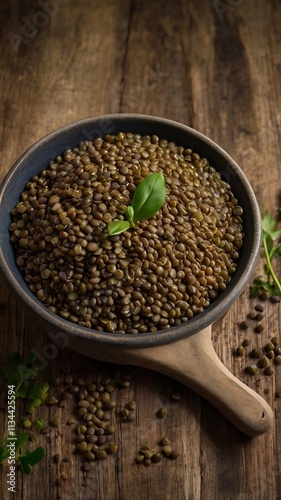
[264,366,273,376]
[255,323,264,333]
[157,407,168,418]
[245,365,258,375]
[239,321,249,330]
[10,133,243,334]
[235,346,244,356]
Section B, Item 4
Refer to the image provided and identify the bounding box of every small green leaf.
[28,382,49,401]
[15,433,29,450]
[0,445,10,464]
[18,458,32,475]
[131,172,166,221]
[35,418,45,432]
[108,220,131,236]
[271,243,281,258]
[262,211,281,240]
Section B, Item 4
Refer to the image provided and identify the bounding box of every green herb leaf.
[34,418,45,432]
[18,447,44,475]
[250,211,281,297]
[108,220,131,236]
[15,433,29,450]
[28,382,49,401]
[1,351,39,400]
[107,172,166,236]
[262,211,281,240]
[271,243,281,258]
[131,172,166,221]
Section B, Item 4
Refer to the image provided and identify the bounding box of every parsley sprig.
[0,352,48,474]
[108,172,166,235]
[250,211,281,297]
[0,434,44,475]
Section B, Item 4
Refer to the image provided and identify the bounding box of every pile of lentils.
[9,132,244,334]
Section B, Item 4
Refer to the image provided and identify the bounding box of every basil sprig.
[108,172,166,236]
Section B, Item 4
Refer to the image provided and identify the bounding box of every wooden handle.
[106,326,273,436]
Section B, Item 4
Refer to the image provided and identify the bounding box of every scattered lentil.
[264,366,273,376]
[235,346,244,356]
[245,365,258,375]
[255,304,264,313]
[239,321,249,330]
[157,407,168,418]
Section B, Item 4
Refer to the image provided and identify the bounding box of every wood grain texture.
[0,0,281,498]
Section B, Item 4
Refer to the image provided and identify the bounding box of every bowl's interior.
[0,114,261,348]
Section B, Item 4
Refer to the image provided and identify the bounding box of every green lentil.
[235,346,244,356]
[162,445,172,457]
[50,415,61,427]
[265,342,275,352]
[107,443,118,455]
[75,442,88,453]
[258,356,270,368]
[135,454,145,464]
[96,450,107,461]
[126,401,137,411]
[160,436,170,446]
[239,321,249,330]
[245,365,258,375]
[267,350,275,359]
[151,452,162,463]
[248,312,257,320]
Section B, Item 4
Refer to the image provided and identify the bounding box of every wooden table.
[0,1,281,498]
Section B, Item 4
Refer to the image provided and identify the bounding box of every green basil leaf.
[131,172,166,221]
[270,243,281,258]
[108,220,131,236]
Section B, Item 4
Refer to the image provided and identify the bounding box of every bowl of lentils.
[0,114,261,350]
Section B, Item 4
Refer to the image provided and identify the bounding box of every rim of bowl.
[0,113,261,348]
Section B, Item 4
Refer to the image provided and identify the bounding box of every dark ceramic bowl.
[1,114,272,436]
[0,114,261,349]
